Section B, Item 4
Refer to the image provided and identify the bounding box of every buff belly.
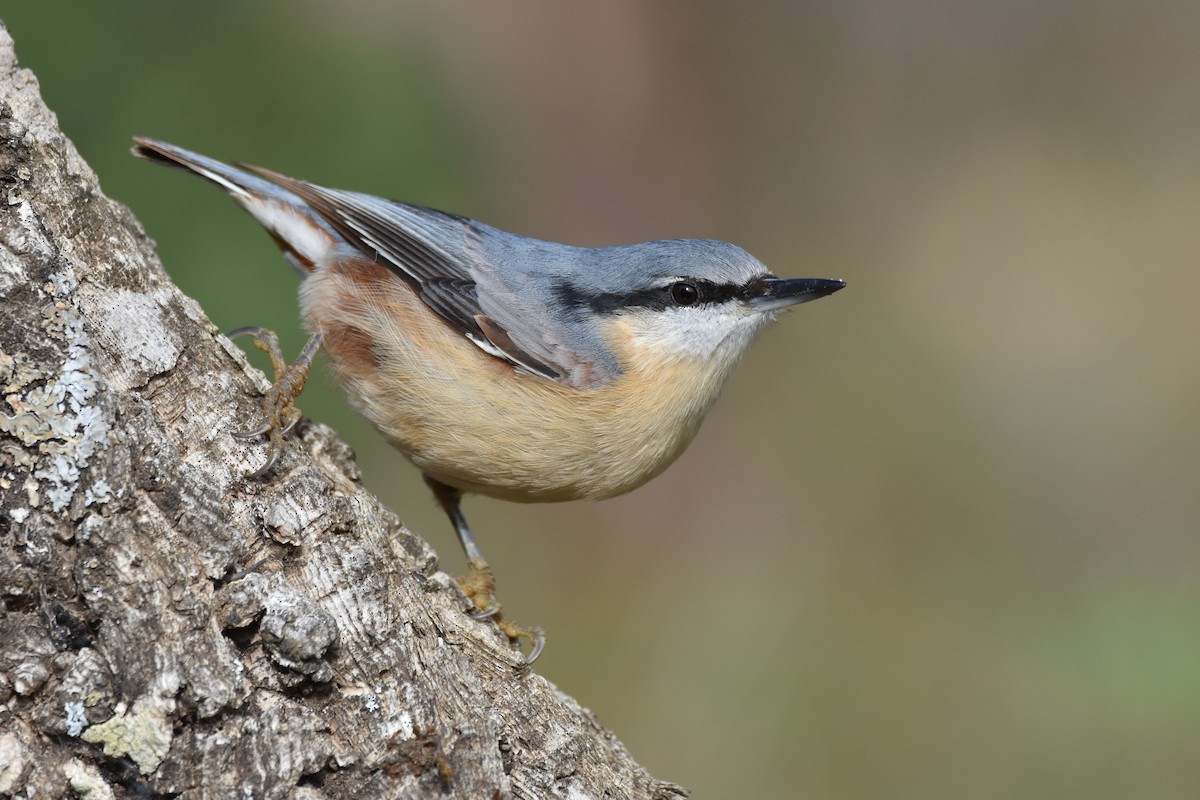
[300,260,726,502]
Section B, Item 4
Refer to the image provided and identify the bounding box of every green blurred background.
[7,2,1200,796]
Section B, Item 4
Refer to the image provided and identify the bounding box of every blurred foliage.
[6,2,1200,797]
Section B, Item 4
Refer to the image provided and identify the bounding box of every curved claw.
[226,325,267,341]
[245,448,281,480]
[233,423,272,440]
[470,603,500,621]
[523,628,546,666]
[494,618,546,667]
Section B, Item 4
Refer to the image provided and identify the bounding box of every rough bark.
[0,24,686,800]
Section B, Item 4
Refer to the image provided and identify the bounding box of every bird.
[132,137,844,663]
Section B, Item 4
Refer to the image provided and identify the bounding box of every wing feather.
[241,164,567,382]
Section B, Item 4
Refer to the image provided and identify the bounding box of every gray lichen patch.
[64,701,88,736]
[1,267,110,517]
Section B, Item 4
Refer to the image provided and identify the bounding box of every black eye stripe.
[684,280,748,305]
[553,279,754,315]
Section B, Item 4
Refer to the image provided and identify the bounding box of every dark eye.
[670,281,700,306]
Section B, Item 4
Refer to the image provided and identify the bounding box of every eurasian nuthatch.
[133,137,844,661]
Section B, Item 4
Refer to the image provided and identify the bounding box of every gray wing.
[244,166,605,386]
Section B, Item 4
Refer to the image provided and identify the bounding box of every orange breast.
[300,259,726,502]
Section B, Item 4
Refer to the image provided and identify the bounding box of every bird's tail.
[132,137,337,274]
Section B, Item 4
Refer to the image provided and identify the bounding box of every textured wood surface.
[0,22,687,800]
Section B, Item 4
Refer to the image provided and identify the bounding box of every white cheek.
[627,306,770,364]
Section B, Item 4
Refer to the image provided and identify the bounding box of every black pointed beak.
[750,277,845,311]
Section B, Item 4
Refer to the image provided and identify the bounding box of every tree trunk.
[0,24,686,800]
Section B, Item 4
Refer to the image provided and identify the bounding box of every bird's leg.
[424,475,545,664]
[229,327,324,478]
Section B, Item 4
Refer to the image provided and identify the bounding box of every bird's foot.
[229,328,323,478]
[458,557,545,665]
